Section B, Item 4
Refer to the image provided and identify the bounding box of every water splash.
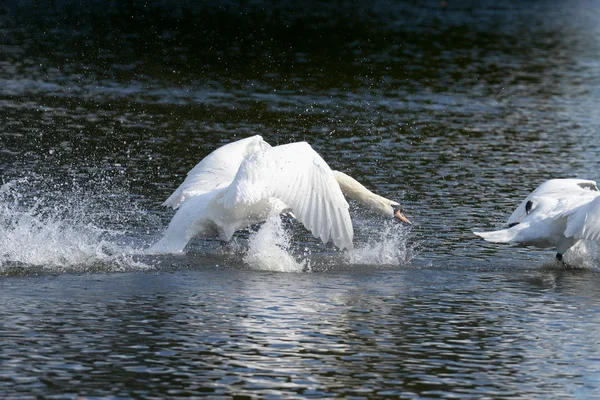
[561,241,600,270]
[345,220,415,266]
[242,215,415,272]
[0,178,151,274]
[243,214,310,272]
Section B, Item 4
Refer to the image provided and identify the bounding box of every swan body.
[149,135,409,254]
[474,179,600,260]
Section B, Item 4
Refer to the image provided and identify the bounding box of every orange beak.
[394,209,412,225]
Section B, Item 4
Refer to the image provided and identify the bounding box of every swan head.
[367,200,412,224]
[392,204,412,225]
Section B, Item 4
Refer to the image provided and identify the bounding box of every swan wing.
[507,179,599,225]
[222,142,354,250]
[564,196,600,241]
[163,135,271,208]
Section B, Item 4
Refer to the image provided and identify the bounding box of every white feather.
[222,142,353,250]
[507,178,598,225]
[149,137,404,254]
[564,196,600,241]
[475,178,600,258]
[163,135,271,209]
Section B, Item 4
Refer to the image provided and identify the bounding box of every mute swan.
[474,179,600,261]
[148,135,410,254]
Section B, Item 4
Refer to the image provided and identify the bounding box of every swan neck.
[333,171,372,201]
[333,171,396,217]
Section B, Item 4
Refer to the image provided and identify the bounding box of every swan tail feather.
[473,228,518,243]
[162,192,183,209]
[146,201,205,254]
[146,236,188,254]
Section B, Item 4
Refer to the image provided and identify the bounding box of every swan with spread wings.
[148,135,410,254]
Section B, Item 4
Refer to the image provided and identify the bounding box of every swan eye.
[525,200,533,215]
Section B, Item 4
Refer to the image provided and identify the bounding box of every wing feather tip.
[162,195,181,209]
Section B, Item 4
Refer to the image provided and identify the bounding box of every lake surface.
[2,0,600,398]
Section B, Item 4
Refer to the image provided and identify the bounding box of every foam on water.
[243,214,310,272]
[0,178,151,274]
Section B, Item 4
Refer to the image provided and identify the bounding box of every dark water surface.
[2,0,600,398]
[3,268,600,399]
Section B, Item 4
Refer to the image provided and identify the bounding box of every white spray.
[243,213,310,272]
[0,178,149,273]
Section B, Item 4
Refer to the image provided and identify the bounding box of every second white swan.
[474,178,600,261]
[149,135,410,253]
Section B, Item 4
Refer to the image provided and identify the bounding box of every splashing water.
[561,241,600,270]
[0,178,150,274]
[345,220,415,266]
[242,214,415,272]
[243,214,310,272]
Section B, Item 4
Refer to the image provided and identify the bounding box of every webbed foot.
[555,253,573,268]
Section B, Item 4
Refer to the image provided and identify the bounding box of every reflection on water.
[2,268,600,398]
[2,0,600,398]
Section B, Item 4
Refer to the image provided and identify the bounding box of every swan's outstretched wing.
[564,196,600,241]
[221,142,354,250]
[507,179,599,225]
[163,135,271,208]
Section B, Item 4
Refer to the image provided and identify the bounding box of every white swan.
[149,135,410,253]
[474,179,600,261]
